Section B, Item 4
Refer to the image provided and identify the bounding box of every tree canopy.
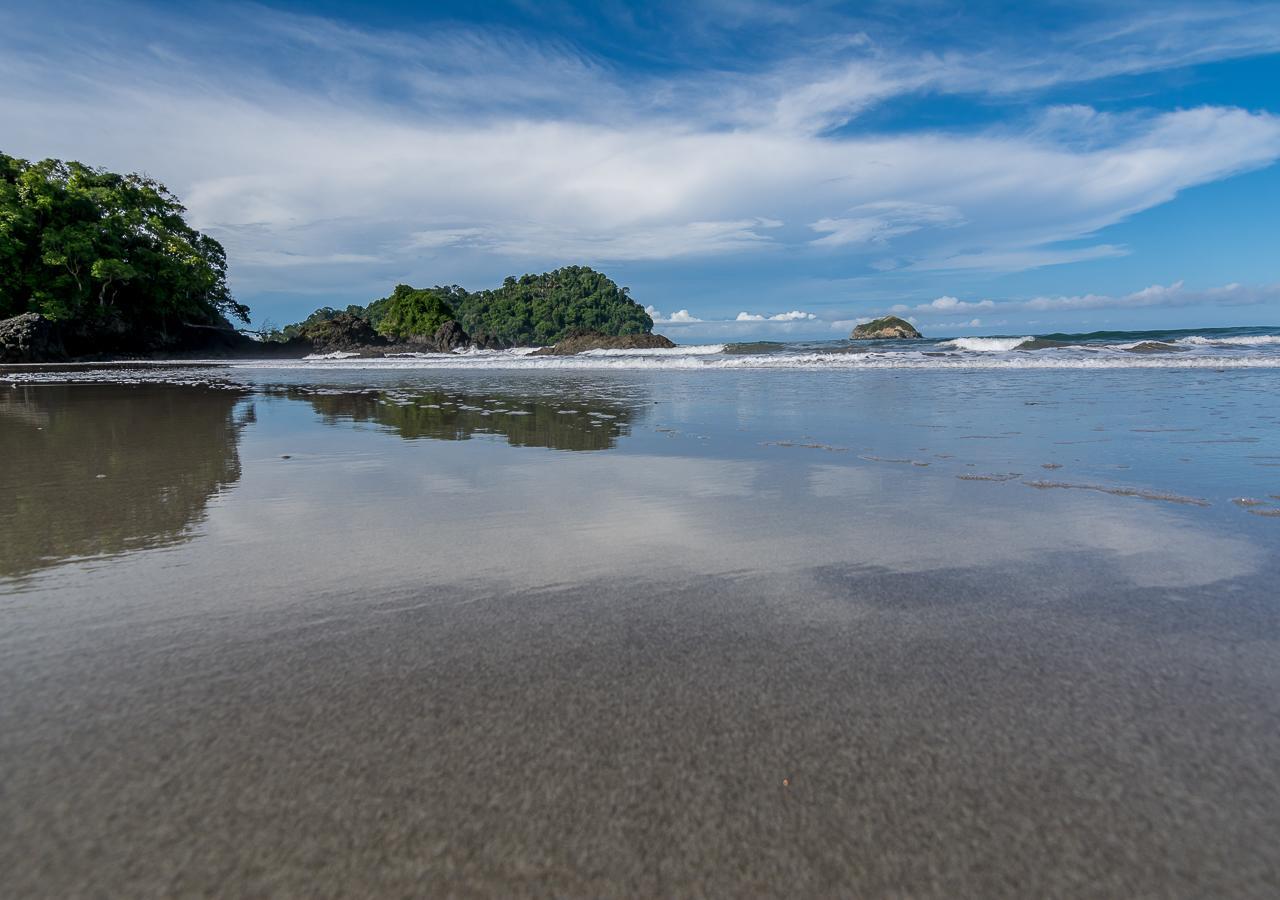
[373,285,458,340]
[274,266,653,347]
[456,266,652,345]
[0,153,247,329]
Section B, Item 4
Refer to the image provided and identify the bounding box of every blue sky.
[2,0,1280,339]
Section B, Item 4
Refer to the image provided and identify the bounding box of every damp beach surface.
[3,363,1280,896]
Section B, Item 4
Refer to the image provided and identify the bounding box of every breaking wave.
[8,327,1279,377]
[249,326,1280,371]
[937,337,1034,352]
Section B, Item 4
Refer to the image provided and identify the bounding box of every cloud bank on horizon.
[2,0,1279,336]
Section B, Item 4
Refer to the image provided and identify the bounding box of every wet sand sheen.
[2,369,1280,896]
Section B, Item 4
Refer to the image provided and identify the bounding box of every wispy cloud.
[876,281,1280,320]
[2,1,1279,321]
[892,296,996,314]
[1019,280,1280,312]
[810,201,964,248]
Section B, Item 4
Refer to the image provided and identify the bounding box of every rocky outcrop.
[850,316,923,340]
[0,313,67,363]
[385,320,472,354]
[428,320,469,352]
[469,330,513,351]
[531,330,676,356]
[300,313,384,353]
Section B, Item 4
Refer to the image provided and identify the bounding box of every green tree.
[375,285,458,340]
[453,266,652,345]
[276,267,654,348]
[0,152,247,329]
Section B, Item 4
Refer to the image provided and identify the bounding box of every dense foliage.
[274,265,653,347]
[0,153,247,331]
[373,285,458,340]
[456,266,652,345]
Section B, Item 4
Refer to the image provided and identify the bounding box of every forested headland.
[1,153,246,356]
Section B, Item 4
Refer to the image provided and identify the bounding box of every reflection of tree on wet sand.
[289,388,635,452]
[0,385,251,579]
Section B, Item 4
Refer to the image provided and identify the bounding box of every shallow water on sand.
[2,364,1279,896]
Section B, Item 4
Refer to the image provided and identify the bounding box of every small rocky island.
[279,271,667,357]
[851,316,923,340]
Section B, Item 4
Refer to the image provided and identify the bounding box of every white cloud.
[721,5,1280,135]
[645,305,704,324]
[892,296,996,314]
[407,228,489,250]
[921,317,984,329]
[736,310,817,321]
[879,280,1280,319]
[910,244,1131,272]
[810,201,963,248]
[1021,280,1280,312]
[2,3,1280,316]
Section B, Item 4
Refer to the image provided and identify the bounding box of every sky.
[2,0,1280,340]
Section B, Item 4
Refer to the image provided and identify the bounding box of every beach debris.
[1232,497,1267,507]
[1041,463,1063,469]
[957,473,1022,482]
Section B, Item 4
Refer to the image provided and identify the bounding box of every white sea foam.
[937,337,1033,352]
[226,351,1280,371]
[580,344,726,356]
[302,350,362,360]
[11,331,1277,384]
[1175,334,1280,346]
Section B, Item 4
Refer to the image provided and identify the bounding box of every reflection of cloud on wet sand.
[200,432,1263,608]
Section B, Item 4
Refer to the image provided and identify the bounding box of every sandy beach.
[3,365,1279,895]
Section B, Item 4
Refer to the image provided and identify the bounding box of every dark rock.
[300,313,383,353]
[387,320,471,354]
[431,320,469,352]
[0,313,67,363]
[850,316,923,340]
[470,330,512,351]
[531,330,676,356]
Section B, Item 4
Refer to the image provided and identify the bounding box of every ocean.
[272,324,1280,369]
[3,326,1279,895]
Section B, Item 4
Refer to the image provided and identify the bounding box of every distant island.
[268,268,666,356]
[851,316,923,340]
[0,153,666,361]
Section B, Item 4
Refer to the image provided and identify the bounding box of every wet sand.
[3,369,1280,896]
